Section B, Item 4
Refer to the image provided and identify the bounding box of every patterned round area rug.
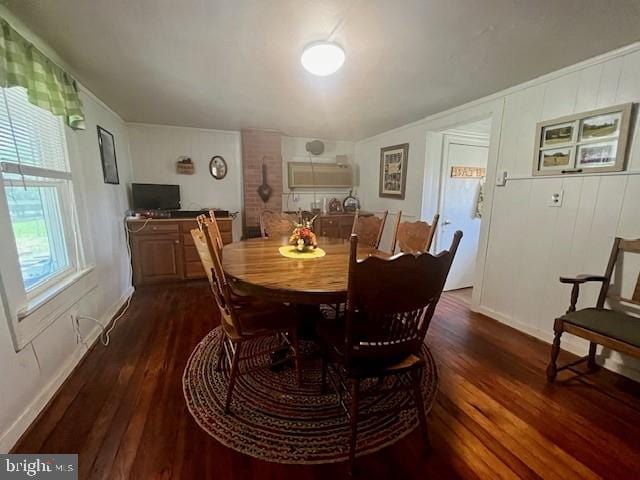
[183,327,439,464]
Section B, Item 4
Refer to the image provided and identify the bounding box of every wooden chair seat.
[317,319,424,376]
[547,237,640,382]
[233,302,299,338]
[561,308,640,347]
[229,287,256,305]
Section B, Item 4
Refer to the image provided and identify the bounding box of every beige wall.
[281,136,356,213]
[127,123,243,240]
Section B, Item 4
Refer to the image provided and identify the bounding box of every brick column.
[241,129,282,238]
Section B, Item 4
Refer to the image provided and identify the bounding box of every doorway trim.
[418,98,504,311]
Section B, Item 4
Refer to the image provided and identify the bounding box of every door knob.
[443,220,452,226]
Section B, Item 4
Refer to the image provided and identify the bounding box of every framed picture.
[539,147,573,172]
[577,141,617,168]
[97,126,119,184]
[541,122,574,147]
[379,143,409,199]
[533,103,633,176]
[579,112,621,141]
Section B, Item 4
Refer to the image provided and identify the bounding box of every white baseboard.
[474,304,640,383]
[0,286,134,453]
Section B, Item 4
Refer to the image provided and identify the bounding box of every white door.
[438,139,488,290]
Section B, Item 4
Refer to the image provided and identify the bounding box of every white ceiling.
[6,0,640,140]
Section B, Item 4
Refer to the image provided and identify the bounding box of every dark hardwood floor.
[13,283,640,479]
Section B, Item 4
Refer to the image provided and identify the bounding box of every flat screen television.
[131,183,181,210]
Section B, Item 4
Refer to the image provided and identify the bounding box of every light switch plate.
[549,190,564,207]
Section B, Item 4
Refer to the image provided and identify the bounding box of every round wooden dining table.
[222,236,382,305]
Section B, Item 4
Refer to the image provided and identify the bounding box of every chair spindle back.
[391,212,439,254]
[598,237,640,308]
[351,209,388,249]
[344,230,462,365]
[260,210,296,238]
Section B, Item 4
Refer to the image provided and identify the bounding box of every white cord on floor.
[76,294,132,346]
[73,215,139,346]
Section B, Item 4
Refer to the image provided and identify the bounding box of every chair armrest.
[559,274,607,284]
[559,274,608,314]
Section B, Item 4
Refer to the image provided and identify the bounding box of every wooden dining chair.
[196,211,223,254]
[260,210,296,238]
[190,224,302,412]
[351,209,388,248]
[390,211,440,254]
[318,230,462,473]
[547,237,640,382]
[196,213,256,304]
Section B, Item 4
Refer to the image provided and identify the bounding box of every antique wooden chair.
[547,237,640,382]
[318,230,462,473]
[351,209,388,248]
[196,211,224,253]
[190,224,302,412]
[390,211,440,254]
[196,213,256,303]
[260,210,296,238]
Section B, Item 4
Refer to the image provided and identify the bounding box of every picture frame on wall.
[97,125,119,184]
[532,103,633,176]
[379,143,409,199]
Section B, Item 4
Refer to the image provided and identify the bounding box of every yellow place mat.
[278,245,326,259]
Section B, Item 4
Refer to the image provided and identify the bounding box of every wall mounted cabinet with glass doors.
[532,103,634,176]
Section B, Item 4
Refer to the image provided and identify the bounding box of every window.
[0,86,78,296]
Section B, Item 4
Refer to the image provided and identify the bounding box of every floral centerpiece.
[289,216,319,252]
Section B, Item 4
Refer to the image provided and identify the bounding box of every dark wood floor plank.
[12,283,640,479]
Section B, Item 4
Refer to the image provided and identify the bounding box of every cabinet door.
[319,217,340,238]
[132,234,183,285]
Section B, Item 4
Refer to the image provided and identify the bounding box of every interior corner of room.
[1,1,640,478]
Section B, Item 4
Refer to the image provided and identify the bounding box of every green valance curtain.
[0,18,85,130]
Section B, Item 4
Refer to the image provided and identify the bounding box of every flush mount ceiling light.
[301,42,345,76]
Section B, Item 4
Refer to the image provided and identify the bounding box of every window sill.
[12,266,97,351]
[17,267,95,320]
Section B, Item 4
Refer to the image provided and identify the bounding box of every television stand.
[127,217,232,285]
[169,209,229,218]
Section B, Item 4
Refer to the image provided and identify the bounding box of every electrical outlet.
[549,190,564,207]
[69,306,82,344]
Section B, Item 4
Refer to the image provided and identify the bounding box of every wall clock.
[209,155,228,180]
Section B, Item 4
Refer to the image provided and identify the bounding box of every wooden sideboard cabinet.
[128,217,232,285]
[315,213,359,240]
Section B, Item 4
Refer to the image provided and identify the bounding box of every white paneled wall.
[356,44,640,380]
[483,49,640,358]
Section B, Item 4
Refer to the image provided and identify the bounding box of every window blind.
[0,87,70,176]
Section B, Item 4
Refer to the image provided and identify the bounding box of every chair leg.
[587,342,599,371]
[224,341,242,413]
[215,333,226,372]
[290,328,302,386]
[410,368,431,453]
[546,321,563,382]
[348,379,360,476]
